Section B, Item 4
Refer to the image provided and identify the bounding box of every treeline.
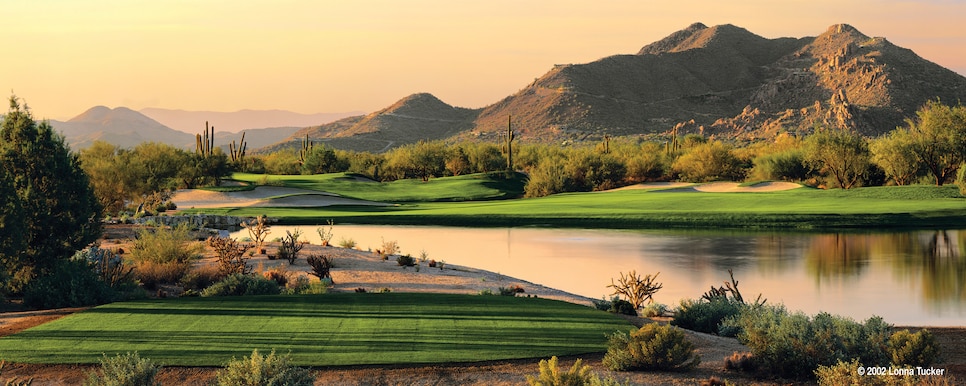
[77,100,966,218]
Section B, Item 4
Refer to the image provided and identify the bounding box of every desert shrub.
[84,352,160,386]
[129,224,202,265]
[338,237,356,249]
[0,360,32,386]
[23,258,116,309]
[201,274,281,297]
[134,262,191,290]
[277,230,305,265]
[815,358,958,386]
[215,349,313,386]
[609,299,637,316]
[206,237,252,276]
[396,254,415,267]
[241,215,271,250]
[641,303,668,318]
[603,324,700,372]
[285,276,328,295]
[262,267,289,287]
[380,238,400,257]
[180,265,224,291]
[671,298,743,335]
[749,150,807,181]
[525,356,591,386]
[723,352,757,373]
[727,304,891,379]
[315,220,334,246]
[74,246,135,289]
[593,297,615,312]
[498,287,518,296]
[306,254,333,281]
[889,329,940,367]
[478,289,494,296]
[607,271,662,310]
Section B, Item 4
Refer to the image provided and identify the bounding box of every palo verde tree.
[905,99,966,186]
[803,127,871,189]
[0,96,102,292]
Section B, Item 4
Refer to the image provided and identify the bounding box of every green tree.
[300,144,341,175]
[0,96,102,292]
[803,129,870,189]
[672,141,743,182]
[870,128,920,186]
[525,157,567,198]
[0,168,25,298]
[906,100,966,186]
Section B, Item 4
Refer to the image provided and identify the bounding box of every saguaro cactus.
[298,134,313,166]
[229,132,247,163]
[503,115,514,172]
[196,121,215,157]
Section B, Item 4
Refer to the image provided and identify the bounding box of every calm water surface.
[232,225,966,326]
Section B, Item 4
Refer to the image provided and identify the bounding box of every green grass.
[188,185,966,230]
[0,293,631,366]
[230,172,524,202]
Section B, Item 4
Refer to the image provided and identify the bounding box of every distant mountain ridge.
[274,23,966,152]
[140,108,362,134]
[51,106,303,151]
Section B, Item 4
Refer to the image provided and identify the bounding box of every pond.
[231,225,966,327]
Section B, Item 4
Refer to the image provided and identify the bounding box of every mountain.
[474,23,966,140]
[51,106,195,150]
[269,93,479,153]
[139,108,362,134]
[270,23,966,152]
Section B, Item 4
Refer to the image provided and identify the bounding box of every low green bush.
[24,259,116,309]
[603,324,700,372]
[727,304,891,379]
[215,349,314,386]
[84,352,160,386]
[396,254,415,267]
[641,303,668,318]
[889,329,940,367]
[815,358,958,386]
[201,274,281,297]
[670,298,743,334]
[526,356,630,386]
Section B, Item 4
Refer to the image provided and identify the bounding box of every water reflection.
[229,226,966,326]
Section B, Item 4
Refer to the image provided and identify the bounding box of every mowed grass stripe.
[0,293,630,366]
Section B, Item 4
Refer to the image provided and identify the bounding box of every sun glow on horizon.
[2,0,964,120]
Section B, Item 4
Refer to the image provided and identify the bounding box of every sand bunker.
[614,181,801,193]
[171,186,389,209]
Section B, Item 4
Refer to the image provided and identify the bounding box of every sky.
[3,0,965,120]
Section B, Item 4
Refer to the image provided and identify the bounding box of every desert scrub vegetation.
[241,215,271,251]
[889,329,940,367]
[721,304,893,379]
[84,352,160,386]
[592,296,637,316]
[206,236,252,275]
[815,358,958,386]
[607,270,662,311]
[526,356,630,386]
[305,254,333,282]
[130,224,203,289]
[215,349,314,386]
[201,273,281,297]
[603,323,700,372]
[277,229,306,264]
[671,298,743,335]
[315,220,334,246]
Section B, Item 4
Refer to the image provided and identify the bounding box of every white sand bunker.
[171,186,390,209]
[614,181,802,193]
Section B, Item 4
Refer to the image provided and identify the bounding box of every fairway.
[191,184,966,230]
[0,293,631,366]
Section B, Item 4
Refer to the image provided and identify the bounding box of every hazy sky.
[3,0,965,120]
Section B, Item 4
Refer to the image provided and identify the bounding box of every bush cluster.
[215,349,314,386]
[603,324,700,372]
[201,274,281,297]
[526,356,630,386]
[23,259,116,309]
[889,329,940,367]
[723,304,892,379]
[670,298,743,335]
[815,358,957,386]
[84,352,160,386]
[592,296,637,316]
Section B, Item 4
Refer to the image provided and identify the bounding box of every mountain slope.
[51,106,195,150]
[140,108,361,134]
